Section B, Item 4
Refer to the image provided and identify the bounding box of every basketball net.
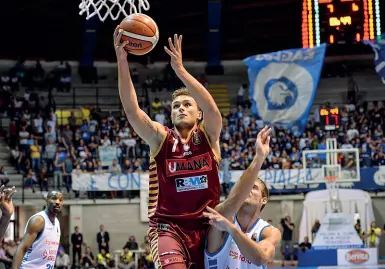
[79,0,150,21]
[325,138,342,213]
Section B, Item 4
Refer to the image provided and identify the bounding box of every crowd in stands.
[1,60,385,196]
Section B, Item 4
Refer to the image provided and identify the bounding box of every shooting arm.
[12,216,44,269]
[229,226,281,266]
[118,59,166,152]
[0,214,11,241]
[218,155,265,218]
[175,68,222,140]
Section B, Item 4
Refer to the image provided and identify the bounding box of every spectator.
[30,139,41,172]
[0,167,9,187]
[71,226,83,267]
[118,247,134,269]
[97,248,113,269]
[237,83,247,107]
[24,169,37,193]
[354,222,365,244]
[140,236,150,252]
[151,97,162,115]
[366,221,382,248]
[53,152,64,190]
[311,219,320,240]
[281,216,295,266]
[123,236,138,250]
[39,166,49,192]
[97,225,110,253]
[80,247,96,268]
[55,249,70,269]
[299,236,312,252]
[108,159,121,174]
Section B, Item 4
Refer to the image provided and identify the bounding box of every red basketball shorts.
[148,222,207,269]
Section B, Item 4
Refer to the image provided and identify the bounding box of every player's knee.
[158,252,187,269]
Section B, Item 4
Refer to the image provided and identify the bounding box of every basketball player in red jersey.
[114,29,222,269]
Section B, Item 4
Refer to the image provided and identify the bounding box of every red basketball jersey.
[148,125,221,228]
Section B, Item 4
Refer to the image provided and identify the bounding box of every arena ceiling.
[1,0,384,62]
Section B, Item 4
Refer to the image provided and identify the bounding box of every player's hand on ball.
[255,126,271,159]
[0,186,16,217]
[113,26,130,60]
[164,34,184,72]
[203,206,236,233]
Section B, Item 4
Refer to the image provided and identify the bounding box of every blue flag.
[363,37,385,84]
[244,44,326,135]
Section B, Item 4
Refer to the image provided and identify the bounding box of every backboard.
[302,148,360,184]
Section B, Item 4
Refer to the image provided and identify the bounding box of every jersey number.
[172,138,178,152]
[46,264,53,269]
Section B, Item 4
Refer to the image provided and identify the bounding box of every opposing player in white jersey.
[12,191,63,269]
[204,127,281,269]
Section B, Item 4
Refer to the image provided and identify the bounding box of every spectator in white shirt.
[44,125,57,143]
[34,114,44,134]
[119,127,130,145]
[47,114,56,130]
[55,249,70,269]
[101,135,111,147]
[237,83,247,107]
[19,126,29,151]
[155,109,166,125]
[108,159,122,174]
[346,124,359,141]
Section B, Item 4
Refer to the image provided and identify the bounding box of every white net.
[79,0,150,21]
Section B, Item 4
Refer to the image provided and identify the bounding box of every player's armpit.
[11,216,45,269]
[125,109,167,152]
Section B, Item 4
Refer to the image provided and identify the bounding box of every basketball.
[119,13,159,56]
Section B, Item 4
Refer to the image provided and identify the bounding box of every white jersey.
[204,216,270,269]
[20,211,61,269]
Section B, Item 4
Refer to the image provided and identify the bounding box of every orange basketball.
[119,13,159,56]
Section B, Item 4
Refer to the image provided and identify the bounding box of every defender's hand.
[255,126,271,159]
[203,206,236,233]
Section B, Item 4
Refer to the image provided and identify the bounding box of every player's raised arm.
[219,126,271,218]
[11,216,44,269]
[205,127,271,254]
[164,34,222,142]
[114,26,167,152]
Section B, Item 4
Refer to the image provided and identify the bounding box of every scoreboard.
[319,107,341,130]
[302,0,382,48]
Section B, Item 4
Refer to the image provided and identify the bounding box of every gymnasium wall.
[68,198,385,258]
[17,197,385,259]
[70,204,149,252]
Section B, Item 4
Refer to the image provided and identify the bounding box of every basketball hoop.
[79,0,150,21]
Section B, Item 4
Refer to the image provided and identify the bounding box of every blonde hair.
[172,87,192,101]
[257,177,269,212]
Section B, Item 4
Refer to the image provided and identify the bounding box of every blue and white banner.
[98,146,117,166]
[72,172,142,191]
[363,37,385,84]
[72,167,385,193]
[244,44,326,134]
